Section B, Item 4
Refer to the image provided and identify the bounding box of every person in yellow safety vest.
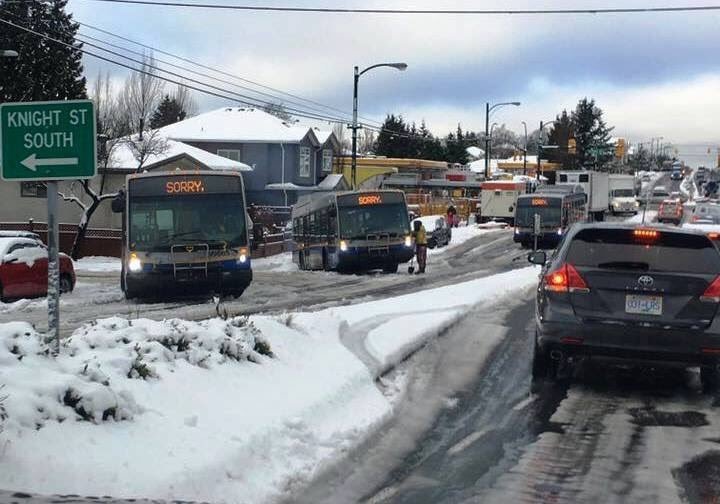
[412,220,428,274]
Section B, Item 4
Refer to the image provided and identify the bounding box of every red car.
[0,236,75,301]
[657,199,683,225]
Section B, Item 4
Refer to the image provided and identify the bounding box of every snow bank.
[252,251,297,272]
[625,210,657,224]
[74,256,121,273]
[0,267,538,503]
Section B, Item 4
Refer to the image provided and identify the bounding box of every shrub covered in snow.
[0,316,271,433]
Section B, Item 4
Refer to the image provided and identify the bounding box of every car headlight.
[237,247,249,263]
[404,235,412,247]
[340,240,348,252]
[634,201,640,207]
[128,254,142,272]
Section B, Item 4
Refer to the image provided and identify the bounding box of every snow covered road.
[299,297,720,504]
[1,228,519,336]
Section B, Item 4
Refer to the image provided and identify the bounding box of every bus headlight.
[340,240,348,252]
[128,253,142,272]
[557,228,563,236]
[237,247,249,263]
[404,235,412,247]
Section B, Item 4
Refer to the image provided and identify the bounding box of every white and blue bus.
[291,190,414,273]
[112,171,252,299]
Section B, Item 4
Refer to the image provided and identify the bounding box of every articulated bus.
[514,186,587,248]
[291,190,414,273]
[112,171,252,299]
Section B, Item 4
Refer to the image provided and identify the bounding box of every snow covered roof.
[317,174,347,190]
[157,107,317,144]
[466,146,484,159]
[313,129,333,144]
[111,138,253,172]
[468,159,499,174]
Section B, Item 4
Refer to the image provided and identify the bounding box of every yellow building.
[334,156,448,188]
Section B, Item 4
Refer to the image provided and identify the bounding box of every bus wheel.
[383,263,399,274]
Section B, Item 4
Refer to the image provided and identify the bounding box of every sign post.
[0,100,96,354]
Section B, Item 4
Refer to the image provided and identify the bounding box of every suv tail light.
[544,263,590,293]
[701,276,720,303]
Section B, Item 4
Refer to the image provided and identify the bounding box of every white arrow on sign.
[21,153,79,172]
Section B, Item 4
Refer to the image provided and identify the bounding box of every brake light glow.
[544,263,589,293]
[634,228,659,240]
[708,232,720,241]
[701,276,720,303]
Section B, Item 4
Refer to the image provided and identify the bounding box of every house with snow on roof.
[156,107,345,207]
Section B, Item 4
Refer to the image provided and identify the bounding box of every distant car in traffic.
[640,186,671,206]
[0,236,75,301]
[690,201,720,224]
[657,199,683,225]
[528,223,720,391]
[412,215,452,249]
[670,170,683,181]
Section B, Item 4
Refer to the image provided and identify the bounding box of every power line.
[75,20,382,126]
[74,1,720,15]
[73,31,356,123]
[0,14,356,124]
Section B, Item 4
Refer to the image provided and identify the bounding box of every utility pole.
[484,102,490,180]
[522,121,528,176]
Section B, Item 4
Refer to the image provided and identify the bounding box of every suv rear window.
[566,228,720,274]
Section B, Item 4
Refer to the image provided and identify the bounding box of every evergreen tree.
[375,114,410,158]
[0,0,86,103]
[545,110,575,169]
[150,94,187,129]
[570,98,614,170]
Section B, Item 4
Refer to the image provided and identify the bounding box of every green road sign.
[0,99,96,181]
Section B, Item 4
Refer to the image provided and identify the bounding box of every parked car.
[412,215,452,249]
[657,199,683,225]
[0,237,75,301]
[528,223,720,391]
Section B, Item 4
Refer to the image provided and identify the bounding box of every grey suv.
[529,223,720,390]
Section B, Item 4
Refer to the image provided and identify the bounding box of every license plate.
[625,294,663,316]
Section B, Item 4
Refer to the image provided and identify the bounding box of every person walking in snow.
[412,220,428,274]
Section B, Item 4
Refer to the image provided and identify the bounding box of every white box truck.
[557,171,609,221]
[608,174,639,214]
[479,181,529,225]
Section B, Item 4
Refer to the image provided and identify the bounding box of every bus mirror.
[111,194,124,213]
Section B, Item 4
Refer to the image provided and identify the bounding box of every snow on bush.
[0,316,271,433]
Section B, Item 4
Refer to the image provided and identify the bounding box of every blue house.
[157,107,345,207]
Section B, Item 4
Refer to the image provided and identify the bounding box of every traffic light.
[568,137,577,154]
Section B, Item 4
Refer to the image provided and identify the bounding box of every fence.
[1,220,292,260]
[0,221,122,257]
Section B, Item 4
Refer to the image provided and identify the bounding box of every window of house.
[20,182,47,198]
[299,147,311,177]
[322,149,333,173]
[217,149,241,162]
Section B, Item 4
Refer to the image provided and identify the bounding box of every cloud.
[67,0,720,143]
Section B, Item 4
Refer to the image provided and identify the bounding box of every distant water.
[672,143,720,169]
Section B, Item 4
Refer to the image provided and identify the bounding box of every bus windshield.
[338,203,410,239]
[129,194,247,250]
[515,201,562,227]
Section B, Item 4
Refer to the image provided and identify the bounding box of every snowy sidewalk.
[0,266,537,503]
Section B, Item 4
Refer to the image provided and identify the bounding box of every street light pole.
[351,66,359,190]
[484,101,521,179]
[521,121,528,175]
[350,62,407,190]
[488,122,498,168]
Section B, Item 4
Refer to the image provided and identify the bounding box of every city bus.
[514,185,587,248]
[112,171,252,299]
[291,190,414,273]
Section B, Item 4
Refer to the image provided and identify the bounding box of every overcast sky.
[66,0,720,146]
